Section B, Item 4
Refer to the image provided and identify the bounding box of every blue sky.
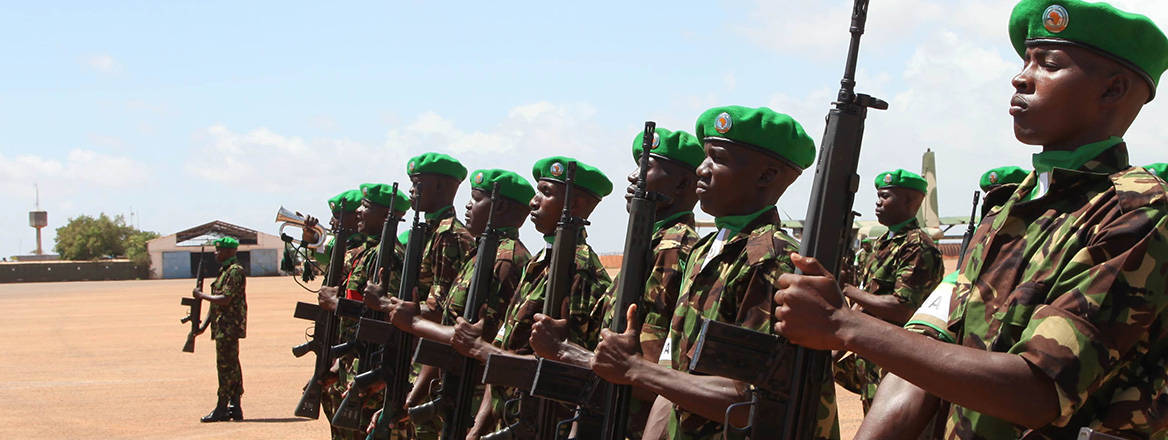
[3,0,1167,258]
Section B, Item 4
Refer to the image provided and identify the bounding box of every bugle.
[276,206,328,250]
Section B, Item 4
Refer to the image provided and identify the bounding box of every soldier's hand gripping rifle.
[367,196,431,440]
[332,183,405,431]
[181,245,210,353]
[480,162,588,440]
[687,1,886,438]
[957,190,980,266]
[292,211,355,419]
[406,183,503,440]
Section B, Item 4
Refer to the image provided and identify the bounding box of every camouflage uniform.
[906,143,1168,439]
[491,233,612,429]
[589,213,699,439]
[440,230,532,343]
[321,234,372,440]
[210,256,246,402]
[834,218,944,411]
[666,208,839,440]
[410,208,474,440]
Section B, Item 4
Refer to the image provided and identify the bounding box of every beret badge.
[474,172,484,184]
[651,132,661,150]
[714,112,732,134]
[883,173,893,184]
[550,162,565,177]
[1043,4,1069,33]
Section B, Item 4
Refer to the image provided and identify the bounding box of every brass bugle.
[276,206,328,250]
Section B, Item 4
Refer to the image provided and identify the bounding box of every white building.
[146,220,286,279]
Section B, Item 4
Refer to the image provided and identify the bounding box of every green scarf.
[653,211,693,234]
[425,205,453,221]
[714,206,774,236]
[1027,137,1121,200]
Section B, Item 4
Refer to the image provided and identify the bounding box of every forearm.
[626,358,750,427]
[408,318,456,343]
[550,340,595,367]
[200,294,230,305]
[844,287,914,325]
[838,311,1058,427]
[853,373,939,440]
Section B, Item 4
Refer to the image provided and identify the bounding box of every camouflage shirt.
[418,208,476,308]
[855,218,945,316]
[587,213,698,439]
[210,257,246,340]
[345,234,405,301]
[440,230,532,340]
[494,233,612,354]
[665,208,839,440]
[911,144,1168,439]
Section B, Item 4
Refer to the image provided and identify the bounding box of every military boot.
[201,398,231,423]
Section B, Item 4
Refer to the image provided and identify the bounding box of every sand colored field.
[0,277,865,439]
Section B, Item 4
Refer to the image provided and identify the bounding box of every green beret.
[531,156,613,199]
[469,169,536,204]
[631,128,705,170]
[329,189,363,213]
[1009,0,1168,100]
[979,166,1030,191]
[875,169,928,194]
[213,236,239,249]
[360,183,410,212]
[694,106,816,170]
[1145,162,1168,179]
[406,152,468,181]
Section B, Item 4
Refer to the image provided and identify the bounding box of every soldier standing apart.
[590,106,839,440]
[370,152,476,440]
[451,156,613,438]
[192,236,247,422]
[527,126,703,439]
[833,169,944,412]
[775,1,1168,438]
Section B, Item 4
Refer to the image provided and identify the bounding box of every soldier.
[526,127,703,438]
[589,106,838,440]
[833,169,945,412]
[376,169,535,435]
[367,152,476,439]
[317,183,410,439]
[309,189,365,439]
[450,156,613,438]
[1146,162,1167,180]
[774,1,1168,438]
[192,236,247,422]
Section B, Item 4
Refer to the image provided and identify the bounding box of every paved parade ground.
[0,277,864,439]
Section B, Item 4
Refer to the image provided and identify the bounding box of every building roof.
[174,221,259,245]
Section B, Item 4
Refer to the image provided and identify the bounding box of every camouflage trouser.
[833,351,882,413]
[342,357,414,440]
[215,336,243,400]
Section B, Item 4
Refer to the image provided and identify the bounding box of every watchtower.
[29,185,47,255]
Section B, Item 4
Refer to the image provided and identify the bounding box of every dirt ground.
[0,277,865,439]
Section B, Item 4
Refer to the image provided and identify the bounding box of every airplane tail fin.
[918,149,943,239]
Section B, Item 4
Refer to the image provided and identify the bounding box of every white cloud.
[83,54,120,73]
[0,149,148,196]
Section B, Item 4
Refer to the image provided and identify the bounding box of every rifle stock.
[689,1,885,438]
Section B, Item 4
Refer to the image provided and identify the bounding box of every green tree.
[54,214,158,265]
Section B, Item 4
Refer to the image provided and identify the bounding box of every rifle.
[687,1,886,438]
[408,183,503,440]
[481,162,588,440]
[598,121,659,440]
[180,245,210,353]
[333,183,405,431]
[956,190,980,267]
[367,202,431,440]
[1077,428,1127,440]
[293,211,354,419]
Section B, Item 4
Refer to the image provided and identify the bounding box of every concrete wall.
[0,260,145,283]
